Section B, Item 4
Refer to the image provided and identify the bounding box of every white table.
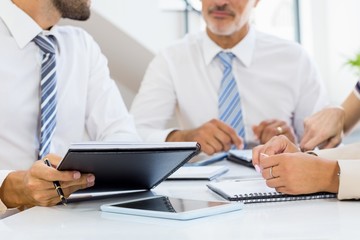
[1,160,359,239]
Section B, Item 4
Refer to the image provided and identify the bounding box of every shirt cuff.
[353,83,360,100]
[139,128,178,142]
[0,170,13,187]
[0,198,6,215]
[337,159,360,200]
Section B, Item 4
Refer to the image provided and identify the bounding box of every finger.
[253,120,276,141]
[266,135,300,155]
[43,154,62,167]
[299,131,314,149]
[216,121,243,149]
[42,163,81,182]
[300,125,321,150]
[204,136,226,153]
[300,136,326,151]
[259,155,280,169]
[265,177,284,190]
[199,141,217,155]
[260,121,288,143]
[321,135,342,149]
[60,174,95,189]
[261,165,279,180]
[213,130,234,152]
[62,180,96,197]
[252,125,260,139]
[251,145,264,166]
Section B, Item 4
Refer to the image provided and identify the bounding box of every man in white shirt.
[0,0,139,214]
[130,0,328,155]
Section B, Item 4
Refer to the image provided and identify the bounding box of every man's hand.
[300,107,345,151]
[253,119,296,144]
[0,154,95,208]
[166,119,243,155]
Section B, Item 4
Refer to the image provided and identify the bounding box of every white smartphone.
[100,195,243,220]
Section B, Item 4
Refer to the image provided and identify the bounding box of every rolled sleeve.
[0,171,11,216]
[0,170,13,187]
[138,128,178,142]
[337,159,360,200]
[0,198,6,215]
[353,80,360,100]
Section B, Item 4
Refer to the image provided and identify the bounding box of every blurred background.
[61,0,360,142]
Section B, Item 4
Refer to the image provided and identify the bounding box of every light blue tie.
[33,35,57,160]
[218,51,246,141]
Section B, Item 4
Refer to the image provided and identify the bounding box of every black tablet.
[226,149,254,168]
[57,142,200,192]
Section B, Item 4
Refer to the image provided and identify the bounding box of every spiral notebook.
[207,179,337,203]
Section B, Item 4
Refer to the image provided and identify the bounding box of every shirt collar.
[203,26,256,68]
[0,0,60,50]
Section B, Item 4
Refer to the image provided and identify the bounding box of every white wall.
[301,0,360,105]
[91,0,201,54]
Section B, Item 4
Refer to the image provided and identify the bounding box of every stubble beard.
[52,0,91,21]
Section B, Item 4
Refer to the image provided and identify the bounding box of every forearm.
[317,159,340,193]
[342,92,360,134]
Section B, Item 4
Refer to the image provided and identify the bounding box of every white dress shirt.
[130,27,328,145]
[0,0,140,188]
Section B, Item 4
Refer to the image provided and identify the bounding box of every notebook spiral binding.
[230,192,337,203]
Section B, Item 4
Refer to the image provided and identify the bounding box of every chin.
[208,25,237,36]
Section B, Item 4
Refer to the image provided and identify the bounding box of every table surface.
[1,160,359,240]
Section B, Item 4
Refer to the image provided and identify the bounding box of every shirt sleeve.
[337,159,360,200]
[353,80,360,100]
[0,198,6,215]
[0,170,18,218]
[130,52,179,142]
[82,31,141,142]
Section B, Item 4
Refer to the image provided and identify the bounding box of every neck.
[12,0,61,30]
[207,24,250,49]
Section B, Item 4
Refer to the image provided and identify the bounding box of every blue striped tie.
[33,35,57,160]
[218,52,246,141]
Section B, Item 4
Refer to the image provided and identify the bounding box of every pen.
[43,158,67,206]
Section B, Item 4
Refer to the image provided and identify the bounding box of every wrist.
[1,171,29,208]
[166,130,181,142]
[320,159,340,193]
[166,129,190,142]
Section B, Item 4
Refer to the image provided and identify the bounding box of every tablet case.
[57,142,201,192]
[226,149,254,168]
